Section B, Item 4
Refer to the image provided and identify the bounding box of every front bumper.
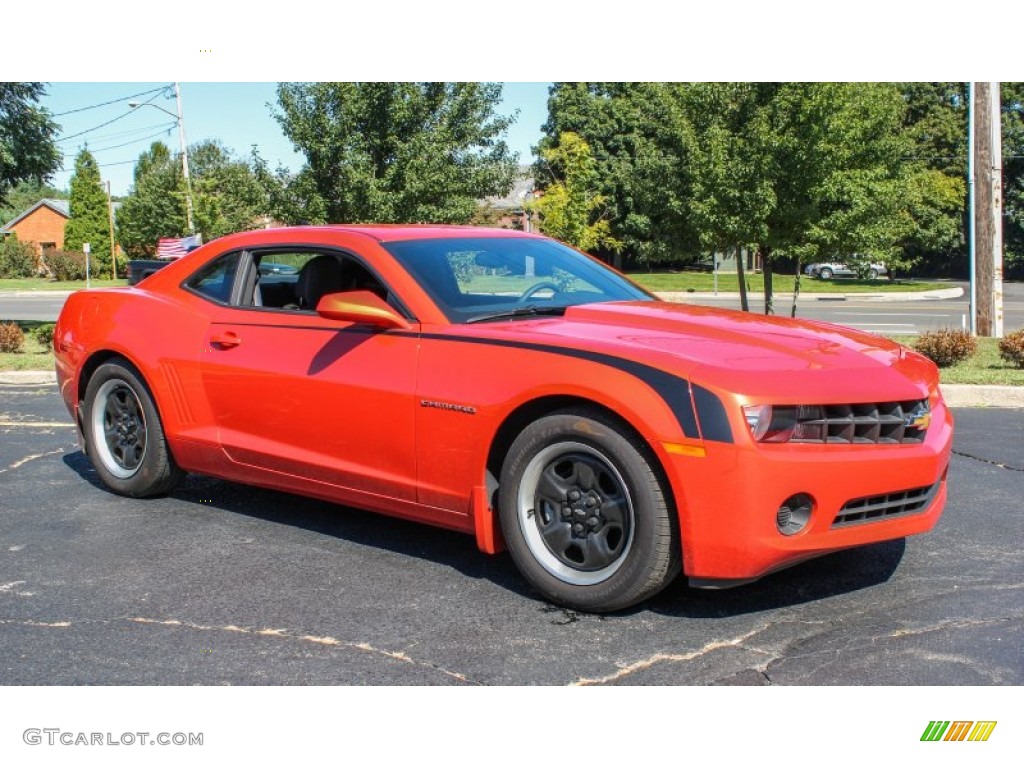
[668,397,953,582]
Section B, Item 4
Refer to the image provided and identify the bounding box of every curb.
[0,291,75,299]
[0,371,57,385]
[656,286,964,302]
[1,370,1020,409]
[940,384,1024,409]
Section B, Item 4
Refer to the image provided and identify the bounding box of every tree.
[531,132,621,253]
[1002,82,1024,277]
[63,149,112,271]
[0,83,62,206]
[538,83,699,265]
[0,178,67,225]
[117,143,186,257]
[271,82,518,224]
[673,83,948,315]
[118,141,267,257]
[190,141,269,238]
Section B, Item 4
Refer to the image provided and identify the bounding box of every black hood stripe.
[409,331,732,444]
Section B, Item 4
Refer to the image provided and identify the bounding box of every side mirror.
[315,290,411,330]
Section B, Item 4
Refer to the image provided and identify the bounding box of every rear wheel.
[83,359,184,497]
[818,267,834,280]
[868,268,879,280]
[499,410,680,612]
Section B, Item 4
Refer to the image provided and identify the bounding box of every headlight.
[743,405,831,443]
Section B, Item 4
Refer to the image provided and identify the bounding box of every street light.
[129,82,195,234]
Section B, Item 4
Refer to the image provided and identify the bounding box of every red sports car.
[54,226,953,612]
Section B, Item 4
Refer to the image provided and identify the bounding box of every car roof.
[265,224,543,243]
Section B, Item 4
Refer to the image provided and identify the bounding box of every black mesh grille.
[832,480,941,528]
[790,400,929,445]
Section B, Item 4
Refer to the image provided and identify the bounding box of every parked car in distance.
[805,261,888,280]
[54,226,951,612]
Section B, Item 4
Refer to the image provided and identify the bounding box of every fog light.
[777,494,813,536]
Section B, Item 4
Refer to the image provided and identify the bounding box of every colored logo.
[921,721,997,742]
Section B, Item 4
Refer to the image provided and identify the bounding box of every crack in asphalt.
[0,446,66,473]
[126,618,480,684]
[952,449,1024,472]
[880,614,1023,641]
[570,625,770,686]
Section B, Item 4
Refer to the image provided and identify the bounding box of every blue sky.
[42,83,551,198]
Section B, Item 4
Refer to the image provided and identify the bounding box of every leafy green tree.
[538,83,699,265]
[63,149,113,272]
[671,83,950,315]
[116,143,186,257]
[531,132,621,253]
[0,178,67,225]
[1002,82,1024,276]
[190,141,269,239]
[119,141,267,257]
[0,83,62,206]
[271,82,518,224]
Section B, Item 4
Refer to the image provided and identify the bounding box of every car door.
[193,247,420,502]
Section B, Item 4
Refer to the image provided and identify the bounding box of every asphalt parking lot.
[1,382,1021,685]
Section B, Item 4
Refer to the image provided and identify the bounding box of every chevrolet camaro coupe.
[54,226,953,612]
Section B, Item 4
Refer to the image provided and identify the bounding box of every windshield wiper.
[465,305,568,324]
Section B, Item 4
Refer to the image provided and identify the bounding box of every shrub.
[0,236,37,278]
[913,328,977,367]
[998,329,1024,369]
[33,323,55,349]
[0,321,25,353]
[46,250,88,281]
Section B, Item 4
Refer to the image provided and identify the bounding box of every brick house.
[0,198,70,257]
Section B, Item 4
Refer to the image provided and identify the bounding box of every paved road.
[3,282,1023,334]
[1,382,1021,685]
[686,280,1024,335]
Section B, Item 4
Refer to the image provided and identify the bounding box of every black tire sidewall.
[83,360,176,497]
[498,412,676,612]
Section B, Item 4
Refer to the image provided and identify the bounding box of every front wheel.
[498,410,680,612]
[82,359,184,497]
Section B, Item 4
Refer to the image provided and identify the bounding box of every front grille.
[790,400,929,445]
[832,480,941,528]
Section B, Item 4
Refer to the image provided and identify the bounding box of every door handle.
[210,331,242,348]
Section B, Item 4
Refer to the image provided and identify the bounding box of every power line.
[62,121,176,144]
[62,124,175,158]
[56,90,167,144]
[51,85,171,117]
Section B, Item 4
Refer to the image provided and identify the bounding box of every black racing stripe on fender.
[691,384,734,444]
[409,331,707,441]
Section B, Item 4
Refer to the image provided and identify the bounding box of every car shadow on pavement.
[645,538,906,619]
[61,450,533,599]
[62,450,906,617]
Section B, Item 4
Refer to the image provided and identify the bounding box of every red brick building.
[0,198,71,256]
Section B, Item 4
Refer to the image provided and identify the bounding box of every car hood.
[464,301,935,403]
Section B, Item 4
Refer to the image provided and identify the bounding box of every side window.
[184,251,242,304]
[250,251,390,311]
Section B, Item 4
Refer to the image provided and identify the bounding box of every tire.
[82,358,184,497]
[868,268,879,280]
[498,409,681,612]
[819,267,833,280]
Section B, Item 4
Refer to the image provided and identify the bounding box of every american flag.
[156,234,203,259]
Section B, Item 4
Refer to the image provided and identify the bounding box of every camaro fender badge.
[420,399,477,415]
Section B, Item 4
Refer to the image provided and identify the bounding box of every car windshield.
[383,236,653,323]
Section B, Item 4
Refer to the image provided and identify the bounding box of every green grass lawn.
[890,335,1024,386]
[0,277,127,292]
[0,321,55,372]
[628,271,947,293]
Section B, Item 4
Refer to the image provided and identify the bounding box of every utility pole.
[107,180,117,278]
[973,82,1004,337]
[174,82,195,235]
